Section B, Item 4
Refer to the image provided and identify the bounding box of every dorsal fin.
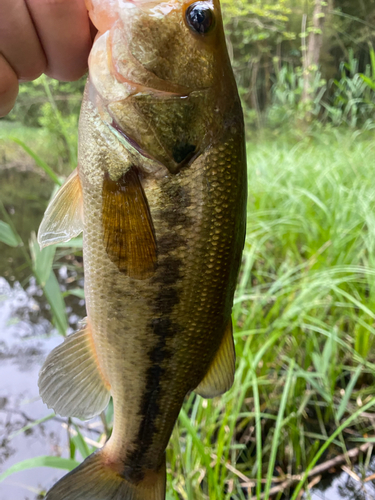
[102,167,157,280]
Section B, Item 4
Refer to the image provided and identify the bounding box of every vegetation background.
[2,0,375,499]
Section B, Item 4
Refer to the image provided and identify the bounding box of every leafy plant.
[323,49,375,128]
[267,62,326,127]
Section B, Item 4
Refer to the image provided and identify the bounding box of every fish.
[37,0,247,499]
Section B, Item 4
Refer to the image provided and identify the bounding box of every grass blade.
[9,414,55,440]
[336,365,363,421]
[0,456,80,483]
[0,221,19,247]
[252,370,263,499]
[29,232,68,335]
[290,397,375,500]
[29,232,56,286]
[43,271,68,336]
[264,359,295,499]
[9,138,62,185]
[72,425,91,459]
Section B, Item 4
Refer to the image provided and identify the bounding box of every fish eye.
[186,2,215,35]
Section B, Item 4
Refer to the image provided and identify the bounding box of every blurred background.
[1,0,375,499]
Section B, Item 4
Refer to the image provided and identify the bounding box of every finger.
[26,0,92,81]
[0,0,47,81]
[0,53,19,117]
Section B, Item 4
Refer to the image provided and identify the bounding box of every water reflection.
[0,163,89,498]
[306,458,375,500]
[0,277,66,500]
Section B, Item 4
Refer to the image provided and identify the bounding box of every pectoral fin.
[38,168,84,248]
[38,320,110,420]
[195,319,236,398]
[102,167,157,280]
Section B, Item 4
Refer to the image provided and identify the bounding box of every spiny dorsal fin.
[102,167,157,280]
[38,320,110,420]
[38,168,84,248]
[195,319,236,398]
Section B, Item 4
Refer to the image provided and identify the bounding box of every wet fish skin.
[37,1,247,499]
[79,91,246,463]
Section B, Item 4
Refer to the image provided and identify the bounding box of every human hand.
[0,0,94,117]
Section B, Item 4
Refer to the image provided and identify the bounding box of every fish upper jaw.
[87,0,185,95]
[87,0,181,30]
[87,2,201,112]
[87,0,219,102]
[88,28,193,107]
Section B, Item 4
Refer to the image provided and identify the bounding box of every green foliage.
[4,76,84,169]
[222,0,297,113]
[221,0,375,128]
[0,128,77,335]
[29,233,69,336]
[267,63,326,127]
[264,47,375,129]
[0,212,71,336]
[0,457,80,484]
[10,137,62,185]
[324,48,375,128]
[0,220,19,247]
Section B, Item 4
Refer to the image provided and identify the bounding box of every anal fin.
[195,319,236,398]
[38,320,110,420]
[38,167,84,248]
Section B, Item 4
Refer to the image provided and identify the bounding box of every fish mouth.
[108,38,193,98]
[88,0,205,103]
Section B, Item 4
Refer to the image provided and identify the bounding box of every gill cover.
[86,0,233,173]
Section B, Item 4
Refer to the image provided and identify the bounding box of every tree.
[301,0,329,117]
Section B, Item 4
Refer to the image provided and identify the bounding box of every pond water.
[0,164,90,499]
[305,459,375,500]
[0,277,66,500]
[1,165,374,499]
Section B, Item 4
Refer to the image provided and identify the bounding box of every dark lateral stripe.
[125,324,172,470]
[124,180,190,472]
[125,256,183,470]
[158,182,193,229]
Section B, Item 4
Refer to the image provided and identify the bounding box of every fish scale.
[81,132,245,469]
[37,0,246,498]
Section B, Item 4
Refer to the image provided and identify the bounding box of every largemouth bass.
[37,0,247,498]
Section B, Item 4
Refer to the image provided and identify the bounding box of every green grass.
[166,128,375,499]
[0,121,63,172]
[2,127,375,499]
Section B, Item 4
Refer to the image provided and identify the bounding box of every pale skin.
[0,0,94,117]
